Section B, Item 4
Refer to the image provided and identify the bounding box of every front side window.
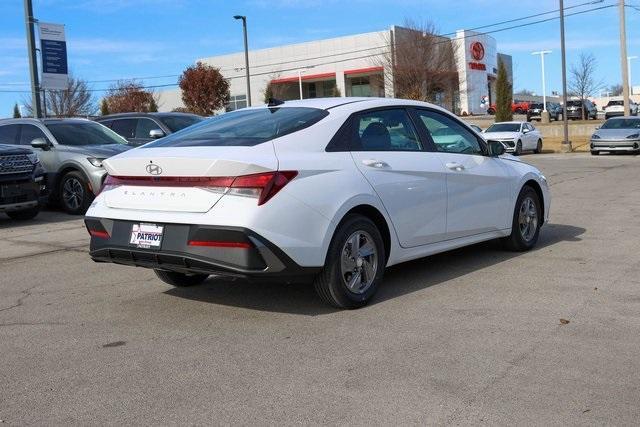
[45,122,127,146]
[352,109,421,151]
[135,118,160,139]
[416,109,483,155]
[0,124,20,145]
[110,119,136,139]
[158,115,203,133]
[19,124,48,145]
[144,107,328,148]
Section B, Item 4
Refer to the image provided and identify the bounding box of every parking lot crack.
[0,284,38,313]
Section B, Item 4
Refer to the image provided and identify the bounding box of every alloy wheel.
[518,196,538,242]
[340,230,378,294]
[62,177,84,211]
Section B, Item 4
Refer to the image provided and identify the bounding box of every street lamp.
[532,50,552,117]
[233,15,251,106]
[628,56,637,95]
[297,66,314,100]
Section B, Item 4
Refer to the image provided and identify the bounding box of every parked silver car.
[0,118,131,214]
[590,116,640,155]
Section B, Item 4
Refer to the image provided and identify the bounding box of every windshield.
[567,100,583,107]
[486,123,521,133]
[46,122,128,146]
[529,103,543,109]
[158,115,204,133]
[144,107,329,148]
[601,118,640,129]
[606,100,623,107]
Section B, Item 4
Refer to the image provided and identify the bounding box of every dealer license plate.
[130,223,164,249]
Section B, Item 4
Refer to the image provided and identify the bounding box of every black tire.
[487,107,495,115]
[59,171,92,215]
[502,186,542,252]
[591,150,600,156]
[154,270,209,287]
[6,206,40,220]
[533,139,542,154]
[515,140,523,156]
[313,214,386,309]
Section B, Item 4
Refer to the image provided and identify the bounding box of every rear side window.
[19,124,48,145]
[110,119,136,139]
[158,115,203,132]
[0,124,20,145]
[352,109,421,151]
[143,107,328,148]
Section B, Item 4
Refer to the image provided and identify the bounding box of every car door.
[348,108,448,247]
[524,123,537,150]
[412,108,512,240]
[18,124,58,175]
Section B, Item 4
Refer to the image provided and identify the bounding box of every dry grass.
[543,136,590,153]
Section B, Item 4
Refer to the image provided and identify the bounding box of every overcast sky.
[1,0,638,116]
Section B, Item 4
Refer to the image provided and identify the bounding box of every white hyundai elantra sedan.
[85,97,550,309]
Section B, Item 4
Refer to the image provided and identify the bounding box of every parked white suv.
[483,121,543,155]
[604,99,638,119]
[85,98,550,308]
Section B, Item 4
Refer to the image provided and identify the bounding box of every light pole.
[233,15,251,106]
[532,50,551,122]
[619,0,630,116]
[24,0,42,118]
[559,0,571,152]
[297,66,314,100]
[628,55,637,96]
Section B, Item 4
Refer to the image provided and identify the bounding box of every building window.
[226,94,247,112]
[346,74,384,97]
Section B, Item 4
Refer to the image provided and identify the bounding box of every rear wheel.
[591,150,600,156]
[59,171,92,215]
[6,206,40,220]
[502,186,541,251]
[154,270,209,287]
[534,139,542,154]
[313,214,385,309]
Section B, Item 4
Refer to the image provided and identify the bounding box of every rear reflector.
[101,171,298,205]
[187,240,251,249]
[88,229,110,239]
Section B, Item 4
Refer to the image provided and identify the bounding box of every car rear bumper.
[604,111,624,118]
[591,140,640,151]
[85,217,321,283]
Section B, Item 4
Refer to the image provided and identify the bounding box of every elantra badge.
[146,163,162,175]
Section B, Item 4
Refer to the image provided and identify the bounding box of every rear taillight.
[100,171,297,205]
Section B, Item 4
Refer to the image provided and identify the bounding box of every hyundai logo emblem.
[146,163,162,175]
[0,161,13,168]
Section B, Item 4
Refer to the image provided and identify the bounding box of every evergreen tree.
[13,103,21,118]
[148,97,158,112]
[100,98,110,116]
[495,59,513,122]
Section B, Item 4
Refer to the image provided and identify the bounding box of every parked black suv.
[526,102,562,121]
[94,112,204,146]
[0,144,47,220]
[566,99,598,120]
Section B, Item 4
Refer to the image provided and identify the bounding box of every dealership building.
[159,26,512,115]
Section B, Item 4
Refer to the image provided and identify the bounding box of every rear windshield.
[486,123,521,132]
[606,100,623,106]
[45,122,128,146]
[158,115,204,133]
[529,103,543,109]
[144,107,328,148]
[601,118,640,129]
[567,100,583,106]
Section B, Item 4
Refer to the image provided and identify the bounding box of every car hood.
[56,144,131,158]
[483,131,520,140]
[594,128,640,140]
[0,143,31,155]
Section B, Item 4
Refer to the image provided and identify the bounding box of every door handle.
[362,159,390,169]
[446,162,465,171]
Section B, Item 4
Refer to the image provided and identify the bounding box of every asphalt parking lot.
[1,153,639,425]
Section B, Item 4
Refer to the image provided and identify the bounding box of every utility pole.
[532,50,551,123]
[559,0,571,152]
[628,55,637,96]
[620,0,630,115]
[24,0,42,118]
[234,15,251,107]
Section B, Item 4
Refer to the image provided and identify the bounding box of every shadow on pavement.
[0,207,81,230]
[164,223,585,315]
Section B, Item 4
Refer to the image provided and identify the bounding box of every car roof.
[248,97,449,114]
[607,115,639,119]
[490,121,524,125]
[96,112,201,120]
[0,117,93,125]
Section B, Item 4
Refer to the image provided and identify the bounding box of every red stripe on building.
[344,66,384,75]
[271,72,336,84]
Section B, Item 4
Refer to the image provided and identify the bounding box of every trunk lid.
[101,144,278,212]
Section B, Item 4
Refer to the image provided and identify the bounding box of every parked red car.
[487,101,530,115]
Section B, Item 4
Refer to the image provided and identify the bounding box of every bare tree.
[377,20,459,111]
[569,53,603,119]
[23,75,96,117]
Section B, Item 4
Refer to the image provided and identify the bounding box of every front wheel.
[502,186,542,251]
[59,171,92,215]
[515,140,523,156]
[313,214,385,309]
[154,270,209,287]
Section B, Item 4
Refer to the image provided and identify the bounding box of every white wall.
[454,30,498,115]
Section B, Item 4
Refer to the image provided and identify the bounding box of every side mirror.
[522,128,530,134]
[595,126,600,130]
[31,137,51,151]
[487,140,506,157]
[149,129,165,139]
